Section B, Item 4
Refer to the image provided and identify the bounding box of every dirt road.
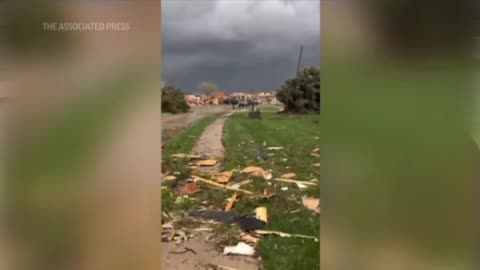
[161,109,259,270]
[162,105,230,145]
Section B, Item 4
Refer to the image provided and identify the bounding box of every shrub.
[276,66,320,113]
[161,85,190,114]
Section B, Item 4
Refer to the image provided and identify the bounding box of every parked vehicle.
[238,100,248,108]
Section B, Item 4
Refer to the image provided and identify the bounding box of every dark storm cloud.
[162,0,320,92]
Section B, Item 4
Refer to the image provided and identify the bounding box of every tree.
[199,81,218,97]
[161,85,190,114]
[276,66,320,113]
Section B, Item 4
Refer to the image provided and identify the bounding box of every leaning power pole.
[296,45,303,75]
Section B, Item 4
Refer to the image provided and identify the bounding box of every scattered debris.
[228,179,252,189]
[224,192,238,212]
[234,216,266,231]
[204,264,239,270]
[177,181,201,195]
[296,183,308,189]
[310,153,320,158]
[216,170,234,183]
[171,153,202,159]
[163,175,177,181]
[192,227,214,232]
[193,176,255,195]
[174,196,185,204]
[312,148,320,154]
[162,222,174,230]
[170,247,197,255]
[312,163,320,168]
[255,230,319,242]
[280,172,296,179]
[241,232,260,244]
[240,166,272,180]
[189,210,236,225]
[262,188,276,199]
[262,170,273,180]
[196,159,218,166]
[302,196,320,213]
[223,242,255,256]
[162,229,191,243]
[241,166,264,174]
[266,146,283,151]
[255,207,268,223]
[273,178,318,186]
[189,210,266,231]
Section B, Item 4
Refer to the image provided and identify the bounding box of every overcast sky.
[162,0,320,93]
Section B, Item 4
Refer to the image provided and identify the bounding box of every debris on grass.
[302,196,320,214]
[280,172,296,179]
[216,170,234,183]
[241,166,264,174]
[312,163,320,168]
[223,242,255,256]
[310,153,320,157]
[235,216,266,231]
[162,222,174,230]
[228,179,252,189]
[266,146,283,151]
[163,175,177,181]
[193,176,255,195]
[189,210,236,224]
[273,178,318,186]
[171,153,203,159]
[261,188,276,199]
[192,227,214,232]
[262,170,272,180]
[296,182,308,189]
[241,232,260,245]
[189,210,265,231]
[254,230,319,242]
[255,207,268,223]
[196,159,218,166]
[312,148,320,154]
[177,181,201,195]
[224,192,238,212]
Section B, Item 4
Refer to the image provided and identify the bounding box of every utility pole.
[296,45,303,76]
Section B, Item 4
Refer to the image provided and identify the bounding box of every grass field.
[257,104,283,112]
[162,112,224,175]
[161,111,320,269]
[223,112,320,270]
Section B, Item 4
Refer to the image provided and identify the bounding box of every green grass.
[161,112,225,214]
[257,104,283,112]
[162,112,224,157]
[161,111,320,269]
[223,112,320,270]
